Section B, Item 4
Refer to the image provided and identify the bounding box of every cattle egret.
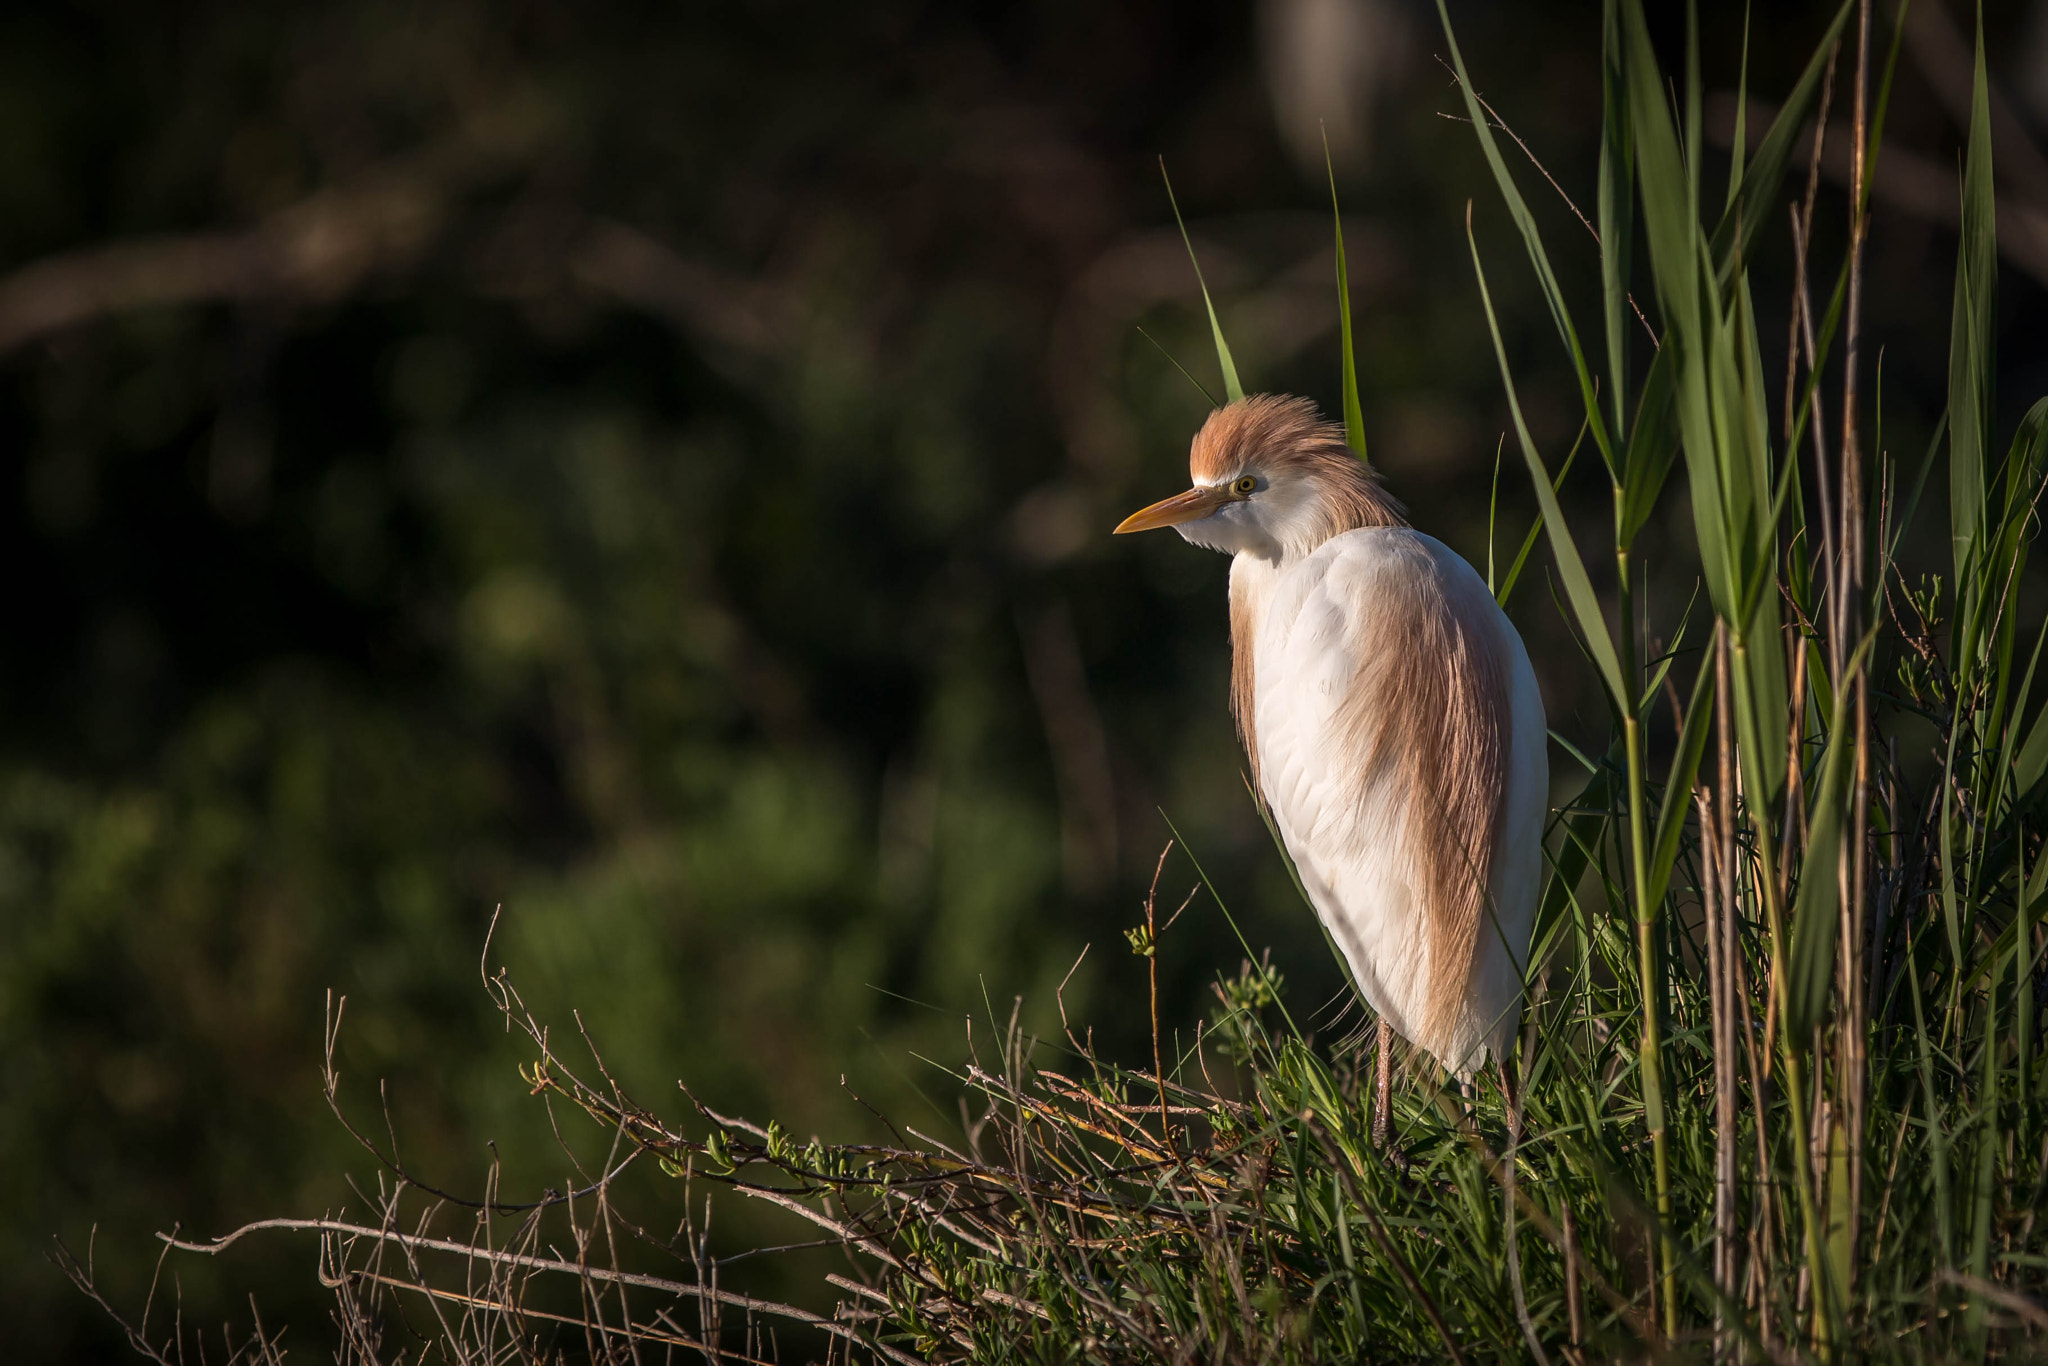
[1116,395,1546,1097]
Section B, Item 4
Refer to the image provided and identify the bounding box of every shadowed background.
[5,0,2046,1357]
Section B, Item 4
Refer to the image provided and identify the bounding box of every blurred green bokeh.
[3,1,2043,1358]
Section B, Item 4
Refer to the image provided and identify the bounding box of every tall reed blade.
[1463,213,1625,709]
[1161,159,1245,404]
[1325,134,1369,464]
[1946,17,1995,598]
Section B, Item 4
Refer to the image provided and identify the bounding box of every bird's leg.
[1372,1016,1393,1150]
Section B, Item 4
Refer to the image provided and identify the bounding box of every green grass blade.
[1437,0,1616,474]
[1622,0,1794,811]
[1787,659,1867,1043]
[1610,0,1850,556]
[1533,740,1623,963]
[1643,648,1714,916]
[1788,826,1847,1050]
[1724,4,1750,214]
[1825,1116,1853,1327]
[1499,421,1587,606]
[2015,693,2048,803]
[1621,1,1718,583]
[1705,0,1856,280]
[1135,324,1220,408]
[1325,132,1369,463]
[2020,826,2039,1151]
[1968,979,1999,1345]
[1940,717,1969,968]
[1160,159,1244,404]
[1980,399,2048,766]
[1618,326,1678,544]
[1990,419,2048,804]
[1599,0,1634,444]
[1907,918,1957,1269]
[1948,14,1996,598]
[1636,583,1701,714]
[1466,213,1626,705]
[1487,436,1502,591]
[1158,809,1302,1042]
[1684,0,1701,221]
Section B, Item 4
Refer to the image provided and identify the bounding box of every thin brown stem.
[1433,59,1660,348]
[1699,788,1730,1360]
[1773,634,1812,1072]
[158,1217,925,1366]
[1710,620,1740,1360]
[1374,1016,1394,1151]
[1734,806,1778,1351]
[1141,841,1175,1156]
[1840,0,1876,1288]
[1786,40,1843,611]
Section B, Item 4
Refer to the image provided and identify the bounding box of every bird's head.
[1114,394,1404,562]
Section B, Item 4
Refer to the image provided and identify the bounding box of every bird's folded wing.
[1252,528,1511,1059]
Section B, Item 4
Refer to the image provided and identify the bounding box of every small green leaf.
[703,1127,736,1174]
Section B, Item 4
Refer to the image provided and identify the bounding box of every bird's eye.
[1233,475,1257,495]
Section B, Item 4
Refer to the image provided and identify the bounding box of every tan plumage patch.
[1191,395,1404,541]
[1332,556,1511,1059]
[1228,583,1261,785]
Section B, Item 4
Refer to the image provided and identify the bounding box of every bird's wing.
[1252,528,1538,1071]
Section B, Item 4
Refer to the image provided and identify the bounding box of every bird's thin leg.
[1372,1016,1393,1150]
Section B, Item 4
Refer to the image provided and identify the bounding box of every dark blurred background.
[6,0,2047,1357]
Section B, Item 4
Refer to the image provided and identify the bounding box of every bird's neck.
[1228,552,1285,620]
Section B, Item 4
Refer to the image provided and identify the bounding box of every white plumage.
[1242,527,1546,1073]
[1116,395,1546,1078]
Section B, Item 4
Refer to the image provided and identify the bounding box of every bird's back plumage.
[1233,527,1546,1075]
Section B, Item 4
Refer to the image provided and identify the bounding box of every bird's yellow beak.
[1113,485,1230,534]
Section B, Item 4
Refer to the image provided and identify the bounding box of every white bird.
[1116,395,1546,1086]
